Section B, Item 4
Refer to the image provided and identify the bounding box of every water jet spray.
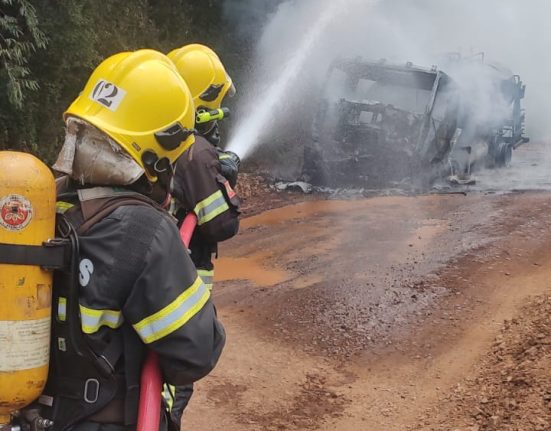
[226,0,378,161]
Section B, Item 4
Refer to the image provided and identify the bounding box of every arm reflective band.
[197,269,214,290]
[56,201,74,214]
[58,297,67,322]
[80,305,124,334]
[133,277,210,344]
[197,269,214,292]
[193,190,230,226]
[162,384,175,411]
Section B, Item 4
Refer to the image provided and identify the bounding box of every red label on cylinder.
[0,194,33,231]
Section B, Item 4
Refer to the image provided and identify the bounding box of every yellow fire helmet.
[167,44,236,111]
[64,49,195,182]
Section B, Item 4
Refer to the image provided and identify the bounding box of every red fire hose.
[137,212,198,431]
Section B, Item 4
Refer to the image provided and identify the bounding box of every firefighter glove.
[217,149,240,188]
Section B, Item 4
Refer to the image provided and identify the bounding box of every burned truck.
[446,56,529,182]
[302,58,528,188]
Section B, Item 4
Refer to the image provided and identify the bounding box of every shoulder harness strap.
[42,187,165,430]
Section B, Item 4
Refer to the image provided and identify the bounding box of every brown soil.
[235,172,323,217]
[427,294,551,431]
[183,152,551,430]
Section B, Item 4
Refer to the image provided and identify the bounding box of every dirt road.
[184,146,551,430]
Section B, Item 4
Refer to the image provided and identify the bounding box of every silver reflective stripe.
[133,277,210,344]
[58,297,67,321]
[198,270,214,291]
[194,191,230,226]
[80,305,124,334]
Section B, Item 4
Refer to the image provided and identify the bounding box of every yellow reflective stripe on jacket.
[193,190,230,226]
[162,384,175,411]
[197,269,214,291]
[80,305,124,334]
[58,297,67,322]
[56,201,74,214]
[133,277,210,344]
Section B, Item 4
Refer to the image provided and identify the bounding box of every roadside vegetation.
[0,0,280,163]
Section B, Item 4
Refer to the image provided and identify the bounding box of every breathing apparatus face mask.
[53,117,144,186]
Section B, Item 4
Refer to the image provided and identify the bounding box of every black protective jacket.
[43,187,225,430]
[168,136,239,428]
[172,136,240,286]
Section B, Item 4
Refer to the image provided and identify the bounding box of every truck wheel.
[495,142,512,167]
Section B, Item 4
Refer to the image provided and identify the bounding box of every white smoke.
[227,0,551,160]
[227,0,376,158]
[348,0,551,141]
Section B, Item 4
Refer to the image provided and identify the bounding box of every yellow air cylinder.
[0,151,56,425]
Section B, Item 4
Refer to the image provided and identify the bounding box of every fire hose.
[136,212,198,431]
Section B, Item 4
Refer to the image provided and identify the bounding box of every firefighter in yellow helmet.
[37,49,225,431]
[169,43,236,116]
[164,44,240,428]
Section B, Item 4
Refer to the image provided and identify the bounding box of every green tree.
[0,0,46,109]
[0,0,275,161]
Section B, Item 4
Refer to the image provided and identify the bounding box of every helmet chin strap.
[201,122,221,146]
[156,164,174,205]
[140,151,175,204]
[160,192,172,209]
